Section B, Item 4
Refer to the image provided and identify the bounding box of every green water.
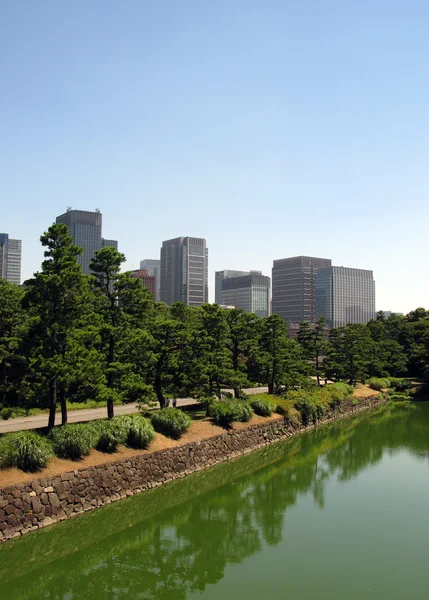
[1,403,429,600]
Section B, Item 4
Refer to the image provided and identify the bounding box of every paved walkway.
[0,387,268,433]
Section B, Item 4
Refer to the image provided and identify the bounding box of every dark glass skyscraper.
[56,209,118,274]
[0,233,22,284]
[160,237,208,306]
[215,270,249,305]
[315,266,376,328]
[272,256,332,323]
[220,272,270,317]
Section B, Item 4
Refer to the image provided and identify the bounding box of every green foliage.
[4,431,53,472]
[116,415,155,449]
[249,394,277,417]
[326,382,354,406]
[211,400,253,426]
[49,424,94,460]
[0,436,15,469]
[210,402,237,426]
[389,378,413,392]
[95,419,128,452]
[151,408,192,439]
[277,383,354,426]
[368,377,391,391]
[256,314,308,394]
[0,407,13,420]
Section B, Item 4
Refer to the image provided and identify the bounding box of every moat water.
[1,402,428,599]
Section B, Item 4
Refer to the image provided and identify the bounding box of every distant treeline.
[0,224,428,426]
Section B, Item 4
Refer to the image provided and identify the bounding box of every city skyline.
[0,212,408,317]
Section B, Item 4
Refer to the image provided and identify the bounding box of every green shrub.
[294,396,317,425]
[390,378,412,392]
[250,395,277,417]
[118,415,155,449]
[95,420,128,453]
[232,400,253,422]
[368,377,390,391]
[211,402,236,426]
[326,382,354,403]
[0,436,15,469]
[0,407,13,420]
[211,400,253,426]
[288,407,302,427]
[275,398,303,427]
[151,408,192,439]
[275,398,294,416]
[50,424,94,460]
[5,431,53,472]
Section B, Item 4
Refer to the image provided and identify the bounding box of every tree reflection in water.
[0,402,428,600]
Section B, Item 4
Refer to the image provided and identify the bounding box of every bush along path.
[0,383,377,475]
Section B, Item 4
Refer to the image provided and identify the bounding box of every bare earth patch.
[0,413,282,488]
[353,384,380,398]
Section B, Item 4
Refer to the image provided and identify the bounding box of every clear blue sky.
[1,1,428,312]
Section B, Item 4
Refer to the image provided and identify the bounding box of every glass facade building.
[160,237,208,307]
[220,273,270,318]
[56,209,118,274]
[272,256,332,324]
[215,270,249,305]
[140,259,161,301]
[0,233,22,285]
[315,266,376,328]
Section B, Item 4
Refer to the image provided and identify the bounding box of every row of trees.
[1,224,428,426]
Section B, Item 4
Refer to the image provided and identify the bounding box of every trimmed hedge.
[151,408,192,439]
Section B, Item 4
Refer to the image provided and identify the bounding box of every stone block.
[30,497,42,514]
[49,493,60,507]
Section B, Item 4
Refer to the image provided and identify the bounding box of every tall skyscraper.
[0,233,22,285]
[160,237,208,306]
[272,256,332,324]
[220,272,270,318]
[56,209,118,274]
[140,259,161,301]
[315,266,376,328]
[215,270,249,305]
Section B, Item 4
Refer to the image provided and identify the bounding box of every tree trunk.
[315,351,320,386]
[48,377,57,429]
[107,333,115,388]
[233,387,240,398]
[268,369,275,394]
[59,382,67,425]
[1,362,7,405]
[107,395,114,419]
[154,363,165,408]
[107,333,115,419]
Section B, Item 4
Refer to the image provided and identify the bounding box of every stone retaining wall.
[0,394,385,543]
